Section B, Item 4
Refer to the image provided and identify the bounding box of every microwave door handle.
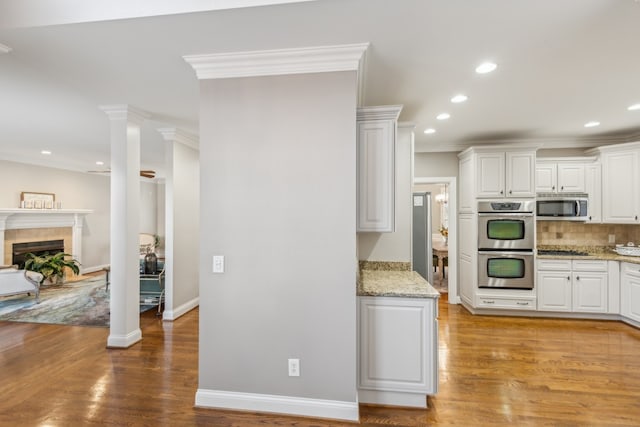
[576,200,581,216]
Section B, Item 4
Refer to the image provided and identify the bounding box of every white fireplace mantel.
[0,208,93,267]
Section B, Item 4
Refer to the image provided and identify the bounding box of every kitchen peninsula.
[357,261,439,408]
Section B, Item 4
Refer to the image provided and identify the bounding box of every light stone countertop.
[537,245,640,265]
[357,269,440,299]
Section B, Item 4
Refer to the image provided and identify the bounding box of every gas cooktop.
[537,249,590,256]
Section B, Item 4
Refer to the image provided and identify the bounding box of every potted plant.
[24,252,80,285]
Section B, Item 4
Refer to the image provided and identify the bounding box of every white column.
[100,104,149,348]
[72,214,83,267]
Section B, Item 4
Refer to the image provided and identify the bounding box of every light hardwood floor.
[1,295,639,426]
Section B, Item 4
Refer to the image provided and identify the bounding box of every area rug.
[0,275,154,327]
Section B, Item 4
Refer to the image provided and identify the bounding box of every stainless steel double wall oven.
[478,200,535,289]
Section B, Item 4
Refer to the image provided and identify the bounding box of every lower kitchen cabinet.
[537,259,608,313]
[357,296,438,408]
[621,262,640,324]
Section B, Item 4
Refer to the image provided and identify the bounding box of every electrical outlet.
[213,255,224,273]
[609,234,616,244]
[288,358,300,377]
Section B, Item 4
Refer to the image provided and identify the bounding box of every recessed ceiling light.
[96,161,104,166]
[0,43,11,54]
[451,94,468,103]
[424,128,436,134]
[475,62,497,74]
[41,150,52,155]
[436,113,451,120]
[584,121,600,128]
[628,103,640,111]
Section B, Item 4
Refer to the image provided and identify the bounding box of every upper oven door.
[478,213,534,250]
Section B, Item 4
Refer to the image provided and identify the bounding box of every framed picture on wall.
[20,191,55,209]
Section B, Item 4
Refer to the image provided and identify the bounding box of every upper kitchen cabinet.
[459,146,536,201]
[584,163,602,223]
[592,142,640,224]
[357,105,403,232]
[535,161,587,193]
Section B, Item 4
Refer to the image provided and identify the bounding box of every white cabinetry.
[537,259,608,313]
[358,296,438,408]
[600,145,640,224]
[476,151,535,198]
[458,155,474,213]
[356,105,402,232]
[621,262,640,324]
[535,161,586,193]
[459,147,537,200]
[585,163,602,223]
[458,213,475,306]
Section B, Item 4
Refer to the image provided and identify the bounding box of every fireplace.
[12,239,65,269]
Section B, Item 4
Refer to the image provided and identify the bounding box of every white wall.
[139,181,157,235]
[198,72,357,405]
[357,125,413,262]
[164,142,199,320]
[0,160,110,269]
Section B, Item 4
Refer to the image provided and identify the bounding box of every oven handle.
[478,213,534,217]
[478,251,534,256]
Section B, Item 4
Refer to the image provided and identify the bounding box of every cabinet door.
[537,271,572,311]
[358,297,437,395]
[506,151,535,198]
[459,255,474,307]
[585,163,602,223]
[557,163,585,193]
[357,120,395,232]
[535,163,557,193]
[602,150,640,223]
[459,155,474,213]
[476,153,505,198]
[621,266,640,323]
[572,272,607,313]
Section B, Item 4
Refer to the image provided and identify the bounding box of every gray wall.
[198,72,357,402]
[165,141,199,314]
[358,126,413,262]
[0,159,110,269]
[414,152,460,178]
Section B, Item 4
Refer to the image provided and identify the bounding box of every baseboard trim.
[107,329,142,348]
[194,389,359,421]
[358,389,427,408]
[163,296,199,321]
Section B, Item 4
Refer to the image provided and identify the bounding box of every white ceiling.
[1,0,639,177]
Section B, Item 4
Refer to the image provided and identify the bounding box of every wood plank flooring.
[1,296,639,426]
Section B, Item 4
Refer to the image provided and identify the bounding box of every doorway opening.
[413,177,457,305]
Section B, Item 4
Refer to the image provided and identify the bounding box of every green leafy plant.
[24,252,80,284]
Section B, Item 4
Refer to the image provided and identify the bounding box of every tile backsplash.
[537,221,640,246]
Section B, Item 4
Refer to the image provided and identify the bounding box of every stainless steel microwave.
[536,193,588,221]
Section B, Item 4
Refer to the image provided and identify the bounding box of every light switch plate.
[213,255,224,273]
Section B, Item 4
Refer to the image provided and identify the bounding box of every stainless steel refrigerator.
[412,192,433,284]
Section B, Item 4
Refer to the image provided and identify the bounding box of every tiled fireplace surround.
[537,221,640,247]
[3,227,72,265]
[0,210,91,269]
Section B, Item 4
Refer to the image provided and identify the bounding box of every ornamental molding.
[157,128,199,151]
[98,104,150,125]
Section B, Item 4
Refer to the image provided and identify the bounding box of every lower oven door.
[478,251,534,289]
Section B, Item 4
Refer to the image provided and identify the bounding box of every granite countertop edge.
[357,270,440,299]
[537,245,640,265]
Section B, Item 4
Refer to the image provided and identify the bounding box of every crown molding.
[183,43,369,81]
[357,105,403,121]
[398,122,416,130]
[98,104,150,125]
[157,127,199,151]
[0,43,12,54]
